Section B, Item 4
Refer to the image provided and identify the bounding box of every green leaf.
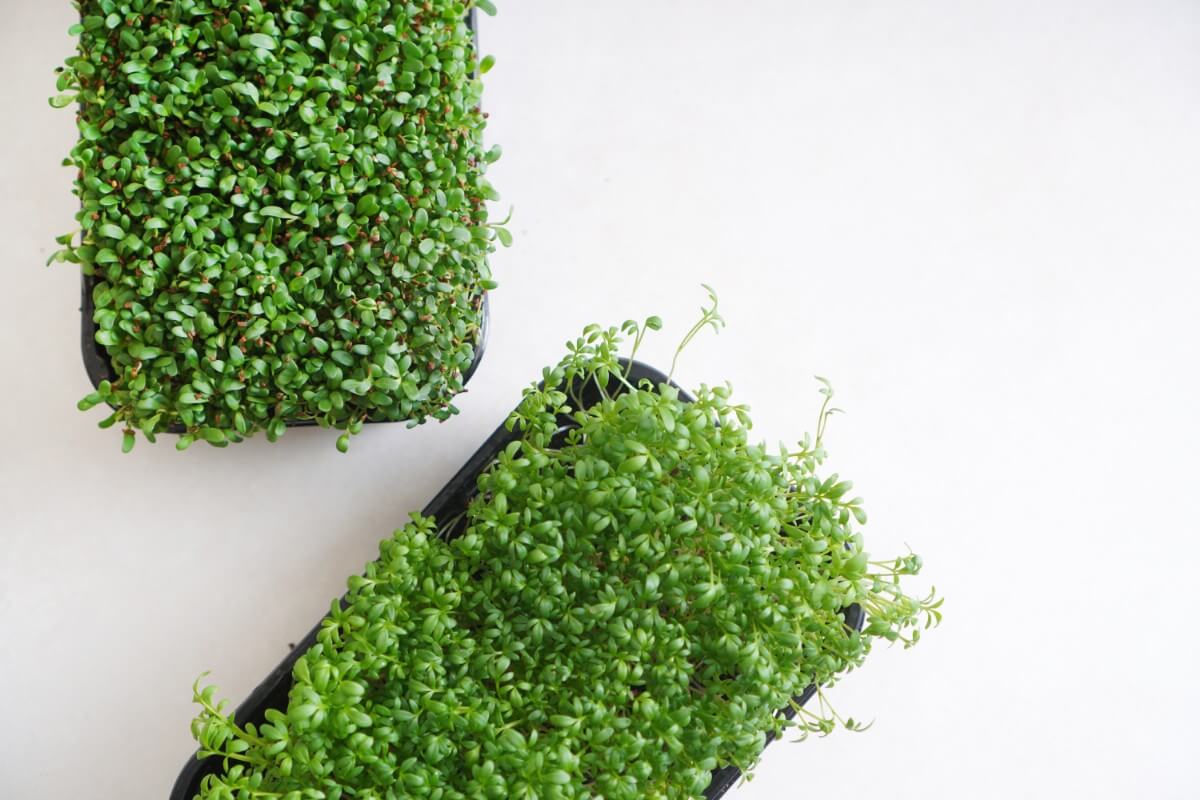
[261,206,298,220]
[77,392,103,411]
[201,427,226,445]
[340,378,371,396]
[355,195,379,217]
[619,455,647,474]
[245,33,277,51]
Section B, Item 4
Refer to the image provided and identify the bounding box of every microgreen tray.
[169,359,863,800]
[77,7,489,431]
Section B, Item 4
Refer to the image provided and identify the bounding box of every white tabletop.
[2,2,1197,798]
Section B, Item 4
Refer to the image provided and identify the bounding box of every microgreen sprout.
[52,0,506,451]
[192,290,941,799]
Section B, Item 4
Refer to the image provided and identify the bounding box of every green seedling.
[53,0,506,451]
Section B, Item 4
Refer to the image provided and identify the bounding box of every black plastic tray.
[169,359,863,800]
[79,7,488,428]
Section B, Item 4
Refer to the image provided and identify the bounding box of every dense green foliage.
[53,0,504,451]
[192,296,940,799]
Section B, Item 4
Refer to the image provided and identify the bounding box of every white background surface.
[2,1,1198,797]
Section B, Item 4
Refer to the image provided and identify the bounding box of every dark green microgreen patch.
[192,290,941,799]
[50,0,507,452]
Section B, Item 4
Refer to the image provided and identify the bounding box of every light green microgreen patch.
[51,0,506,452]
[192,289,941,799]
